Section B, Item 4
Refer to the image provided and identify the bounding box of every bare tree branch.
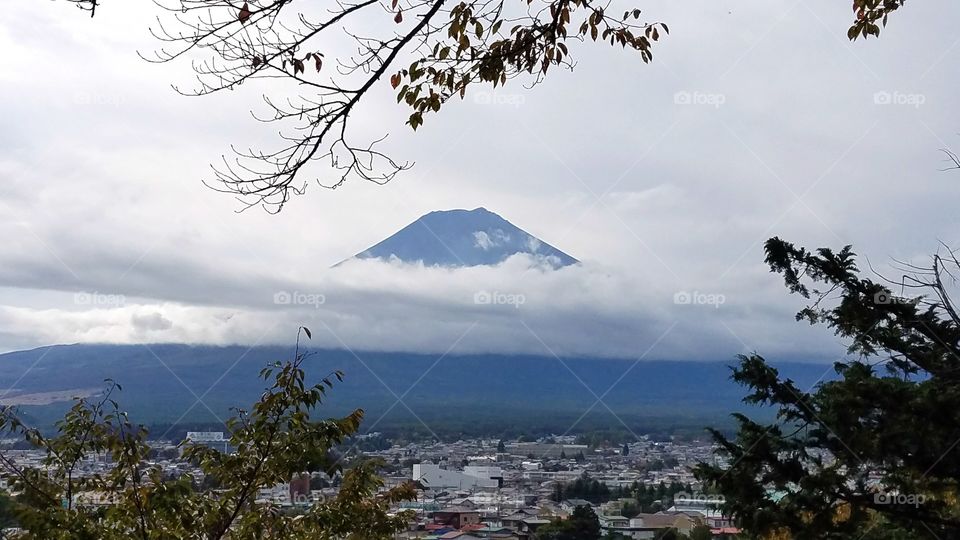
[60,0,665,211]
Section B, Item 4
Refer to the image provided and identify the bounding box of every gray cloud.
[0,1,957,362]
[131,312,173,333]
[0,256,844,361]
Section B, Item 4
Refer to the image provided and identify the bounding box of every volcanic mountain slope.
[349,207,578,268]
[0,343,834,432]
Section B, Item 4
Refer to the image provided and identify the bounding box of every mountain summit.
[350,208,577,268]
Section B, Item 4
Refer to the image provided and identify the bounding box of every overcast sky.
[0,1,957,362]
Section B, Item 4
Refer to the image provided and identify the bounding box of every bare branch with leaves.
[61,0,907,212]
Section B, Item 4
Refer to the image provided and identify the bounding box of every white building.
[505,442,588,458]
[412,462,502,489]
[184,431,231,453]
[464,465,504,483]
[670,497,733,528]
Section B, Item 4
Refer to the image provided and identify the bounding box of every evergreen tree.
[687,525,713,540]
[536,505,602,540]
[552,483,565,503]
[697,239,960,537]
[619,500,640,519]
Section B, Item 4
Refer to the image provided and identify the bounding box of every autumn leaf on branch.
[238,2,251,24]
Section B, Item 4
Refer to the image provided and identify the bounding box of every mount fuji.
[348,207,578,268]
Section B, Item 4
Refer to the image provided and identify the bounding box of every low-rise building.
[433,507,482,528]
[414,462,501,489]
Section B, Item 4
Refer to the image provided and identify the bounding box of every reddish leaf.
[313,53,323,72]
[394,11,403,23]
[390,73,401,89]
[238,2,251,24]
[392,0,398,8]
[252,56,262,68]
